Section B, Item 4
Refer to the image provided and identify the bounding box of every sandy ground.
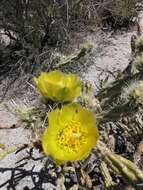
[82,29,136,86]
[0,28,137,189]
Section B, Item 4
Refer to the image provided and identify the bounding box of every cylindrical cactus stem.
[118,122,131,133]
[0,146,17,161]
[107,153,143,188]
[104,156,120,175]
[100,161,116,189]
[117,155,143,180]
[97,142,143,188]
[96,142,120,174]
[97,72,143,109]
[98,101,138,123]
[118,121,143,141]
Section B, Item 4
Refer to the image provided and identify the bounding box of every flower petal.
[41,104,99,163]
[34,71,82,102]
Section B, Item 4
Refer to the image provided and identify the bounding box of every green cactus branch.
[0,146,17,161]
[55,43,93,68]
[107,154,143,188]
[100,161,116,189]
[97,142,143,189]
[97,72,143,109]
[98,101,138,123]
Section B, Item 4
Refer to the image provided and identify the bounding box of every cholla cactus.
[97,142,143,189]
[34,27,143,188]
[135,36,143,52]
[90,14,143,189]
[131,54,143,74]
[30,28,143,188]
[13,13,143,190]
[122,80,143,103]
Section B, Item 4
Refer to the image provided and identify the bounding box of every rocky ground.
[0,27,137,189]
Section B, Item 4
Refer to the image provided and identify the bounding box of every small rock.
[0,111,19,128]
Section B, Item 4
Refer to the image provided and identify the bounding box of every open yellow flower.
[41,103,99,163]
[34,70,82,102]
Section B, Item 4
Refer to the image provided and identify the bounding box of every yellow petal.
[41,103,99,163]
[34,70,82,102]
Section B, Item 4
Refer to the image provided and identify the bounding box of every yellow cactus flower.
[41,104,99,163]
[34,70,82,102]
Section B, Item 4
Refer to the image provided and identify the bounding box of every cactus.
[2,11,143,190]
[91,13,143,189]
[97,142,143,189]
[0,146,17,161]
[100,161,116,189]
[54,43,93,68]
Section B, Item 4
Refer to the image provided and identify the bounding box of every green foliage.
[94,0,140,27]
[0,0,140,80]
[55,43,93,68]
[0,0,139,48]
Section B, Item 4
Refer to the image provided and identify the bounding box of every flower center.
[57,120,88,153]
